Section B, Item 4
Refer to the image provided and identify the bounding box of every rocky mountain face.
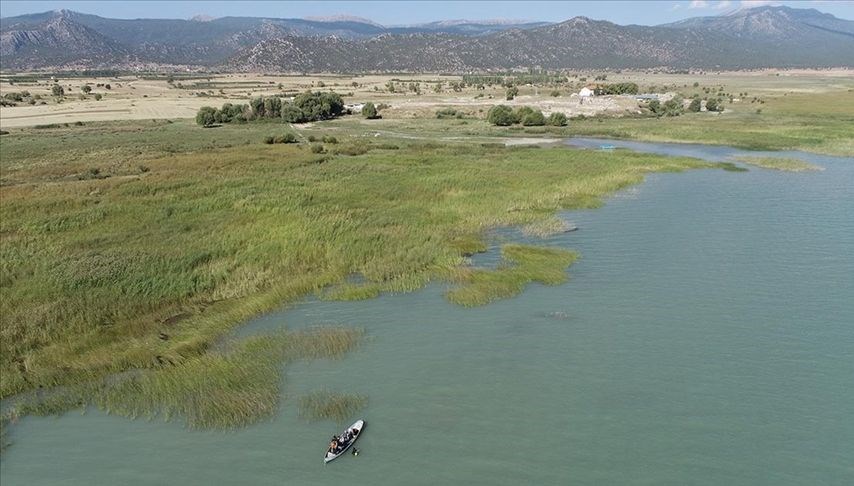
[1,7,852,71]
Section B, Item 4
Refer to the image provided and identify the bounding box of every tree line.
[196,91,345,127]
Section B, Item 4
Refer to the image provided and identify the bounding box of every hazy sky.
[1,0,852,25]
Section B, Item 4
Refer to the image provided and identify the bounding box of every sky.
[1,0,852,25]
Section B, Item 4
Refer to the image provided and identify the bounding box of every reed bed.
[732,156,823,172]
[447,244,579,306]
[0,120,708,417]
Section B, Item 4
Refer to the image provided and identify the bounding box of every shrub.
[705,98,720,112]
[362,102,379,119]
[521,109,546,126]
[436,107,461,119]
[82,85,92,94]
[51,84,64,97]
[307,135,317,142]
[648,99,662,115]
[321,135,338,144]
[688,97,701,113]
[663,96,683,117]
[264,136,275,144]
[547,112,568,127]
[94,93,102,101]
[505,86,519,100]
[487,105,516,126]
[195,106,218,127]
[550,90,561,97]
[310,144,325,153]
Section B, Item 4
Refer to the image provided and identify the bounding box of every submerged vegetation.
[4,327,363,430]
[732,156,823,172]
[298,390,368,423]
[447,244,579,307]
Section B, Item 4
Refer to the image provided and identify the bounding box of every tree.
[362,102,379,119]
[195,106,217,127]
[293,91,344,121]
[104,84,111,90]
[705,97,719,112]
[51,84,64,97]
[487,105,516,126]
[81,85,92,94]
[648,99,662,115]
[263,96,282,118]
[688,97,701,113]
[547,112,568,127]
[663,96,683,117]
[94,93,102,101]
[506,86,519,100]
[250,97,265,119]
[281,104,305,123]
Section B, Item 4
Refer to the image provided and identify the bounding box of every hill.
[1,6,852,71]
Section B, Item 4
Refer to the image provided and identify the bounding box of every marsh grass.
[732,156,823,172]
[522,217,575,238]
[298,390,367,423]
[4,327,363,431]
[0,120,708,414]
[447,245,579,306]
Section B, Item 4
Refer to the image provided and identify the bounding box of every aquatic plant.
[298,390,367,423]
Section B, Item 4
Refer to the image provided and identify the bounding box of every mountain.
[1,6,852,71]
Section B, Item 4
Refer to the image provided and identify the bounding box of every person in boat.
[329,435,340,453]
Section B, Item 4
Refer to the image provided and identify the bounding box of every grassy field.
[0,119,711,429]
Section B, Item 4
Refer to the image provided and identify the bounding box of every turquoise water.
[2,140,853,485]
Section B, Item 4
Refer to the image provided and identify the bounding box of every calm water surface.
[2,140,852,485]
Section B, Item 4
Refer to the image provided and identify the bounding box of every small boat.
[599,144,616,150]
[324,419,365,464]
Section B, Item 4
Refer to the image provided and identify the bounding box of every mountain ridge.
[1,6,852,71]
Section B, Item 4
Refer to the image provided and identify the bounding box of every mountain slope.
[1,7,852,71]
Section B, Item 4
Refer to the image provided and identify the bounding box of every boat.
[324,419,365,463]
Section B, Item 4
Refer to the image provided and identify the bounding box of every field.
[0,68,850,439]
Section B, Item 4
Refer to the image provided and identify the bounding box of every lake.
[2,139,852,485]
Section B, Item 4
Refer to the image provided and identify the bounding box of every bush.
[705,98,720,112]
[195,106,217,127]
[487,105,516,126]
[362,102,379,119]
[51,84,64,97]
[547,112,568,127]
[322,135,338,144]
[264,136,275,144]
[307,135,317,142]
[82,85,92,94]
[550,90,561,97]
[688,97,701,113]
[310,144,325,154]
[520,109,546,126]
[648,99,662,115]
[94,93,102,101]
[505,86,519,100]
[436,107,461,119]
[663,96,683,117]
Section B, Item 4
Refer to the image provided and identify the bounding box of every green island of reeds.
[447,244,579,306]
[732,156,823,172]
[0,119,713,434]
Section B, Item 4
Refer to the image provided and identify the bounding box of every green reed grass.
[0,120,708,406]
[447,244,579,306]
[732,156,823,172]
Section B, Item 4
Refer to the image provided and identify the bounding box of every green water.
[2,141,853,485]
